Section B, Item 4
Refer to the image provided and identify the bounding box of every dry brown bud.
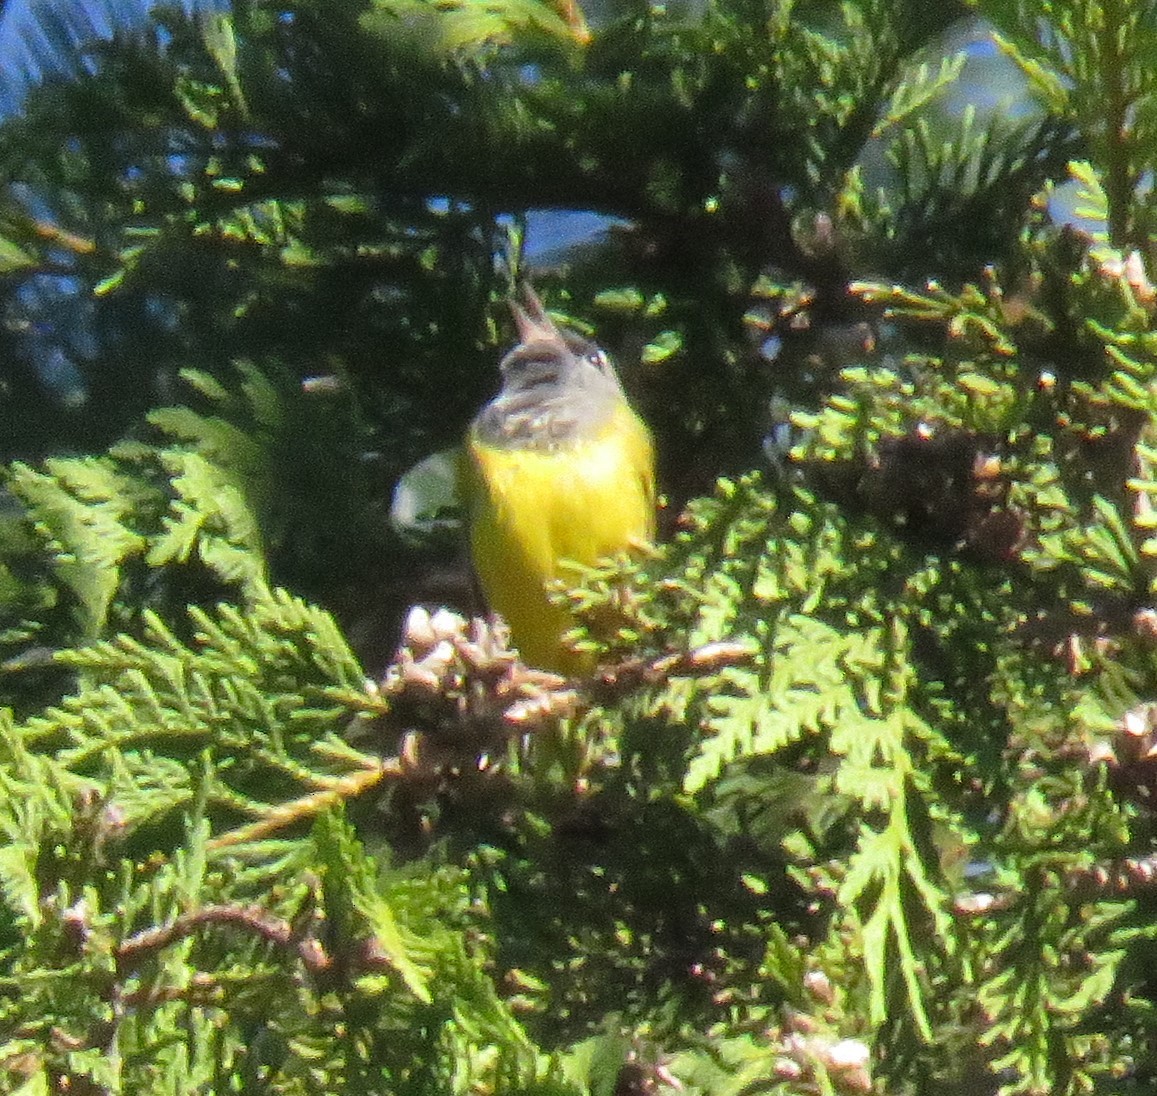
[773,1058,803,1080]
[1134,609,1157,641]
[803,969,834,1005]
[402,606,438,649]
[683,640,758,671]
[504,690,580,726]
[825,1039,870,1072]
[429,607,467,642]
[401,661,444,693]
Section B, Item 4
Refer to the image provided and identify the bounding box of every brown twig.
[117,904,331,976]
[207,763,398,850]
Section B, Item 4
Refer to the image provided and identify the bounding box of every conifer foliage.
[6,0,1157,1093]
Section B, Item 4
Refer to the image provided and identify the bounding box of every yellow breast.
[464,402,655,673]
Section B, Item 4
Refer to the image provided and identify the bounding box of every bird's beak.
[510,283,562,345]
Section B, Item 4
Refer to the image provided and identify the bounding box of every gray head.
[472,285,626,450]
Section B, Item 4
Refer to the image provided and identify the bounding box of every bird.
[462,284,656,673]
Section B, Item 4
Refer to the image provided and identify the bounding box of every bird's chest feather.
[467,405,654,583]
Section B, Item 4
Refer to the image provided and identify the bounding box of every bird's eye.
[587,348,611,373]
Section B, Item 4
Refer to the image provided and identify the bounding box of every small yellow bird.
[463,286,656,673]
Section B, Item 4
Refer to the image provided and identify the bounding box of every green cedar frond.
[0,588,574,1093]
[637,475,970,1047]
[6,457,149,641]
[982,0,1157,246]
[1067,159,1111,245]
[147,449,268,599]
[0,233,35,274]
[148,399,269,470]
[872,52,969,139]
[759,202,1157,1085]
[359,0,581,60]
[312,806,432,1003]
[197,10,248,118]
[972,763,1141,1095]
[0,709,89,929]
[690,614,881,794]
[0,359,345,668]
[21,589,375,849]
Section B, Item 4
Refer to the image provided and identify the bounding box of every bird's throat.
[472,384,621,450]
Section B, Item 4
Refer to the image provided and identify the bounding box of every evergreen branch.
[6,458,148,641]
[116,904,332,976]
[872,52,969,139]
[8,2,1157,1089]
[1065,853,1157,897]
[207,765,395,849]
[1095,0,1136,244]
